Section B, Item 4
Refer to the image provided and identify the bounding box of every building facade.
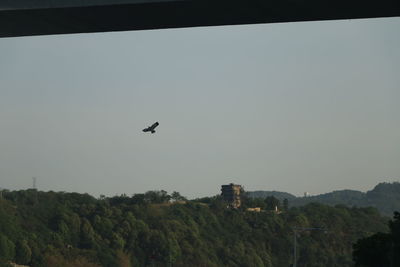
[221,183,242,208]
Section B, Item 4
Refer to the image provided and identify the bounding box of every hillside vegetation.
[247,182,400,216]
[353,211,400,267]
[0,189,390,267]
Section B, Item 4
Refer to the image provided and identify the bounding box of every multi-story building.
[221,183,242,208]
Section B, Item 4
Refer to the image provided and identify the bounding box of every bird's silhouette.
[143,122,159,134]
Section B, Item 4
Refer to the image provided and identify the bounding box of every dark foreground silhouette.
[142,122,159,134]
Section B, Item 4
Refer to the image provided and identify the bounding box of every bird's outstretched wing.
[150,122,159,130]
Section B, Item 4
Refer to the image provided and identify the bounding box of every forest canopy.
[0,189,391,267]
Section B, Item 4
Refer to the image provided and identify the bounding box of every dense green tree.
[283,198,289,211]
[80,218,98,249]
[15,240,32,265]
[0,234,15,261]
[353,211,400,267]
[171,191,187,202]
[0,261,12,267]
[353,232,391,267]
[265,196,281,210]
[144,190,171,203]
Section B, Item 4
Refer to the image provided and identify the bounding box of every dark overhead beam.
[1,0,399,38]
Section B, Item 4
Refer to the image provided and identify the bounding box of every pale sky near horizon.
[1,18,399,199]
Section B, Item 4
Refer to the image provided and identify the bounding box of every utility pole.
[293,229,297,267]
[32,177,37,189]
[293,227,326,267]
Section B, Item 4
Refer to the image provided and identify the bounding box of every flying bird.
[143,122,159,134]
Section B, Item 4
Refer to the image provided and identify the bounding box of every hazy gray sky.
[1,18,399,198]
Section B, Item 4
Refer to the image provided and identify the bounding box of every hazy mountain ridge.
[245,190,296,201]
[247,182,400,216]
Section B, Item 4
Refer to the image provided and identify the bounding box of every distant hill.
[291,189,367,207]
[246,190,296,201]
[247,182,400,217]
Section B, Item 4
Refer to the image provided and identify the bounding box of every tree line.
[0,189,392,266]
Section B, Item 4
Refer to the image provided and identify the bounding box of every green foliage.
[283,198,289,211]
[353,211,400,267]
[171,191,187,202]
[0,261,12,267]
[246,190,296,201]
[295,182,400,216]
[248,182,400,216]
[0,234,15,261]
[353,232,392,267]
[0,189,391,267]
[15,240,32,265]
[264,196,281,210]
